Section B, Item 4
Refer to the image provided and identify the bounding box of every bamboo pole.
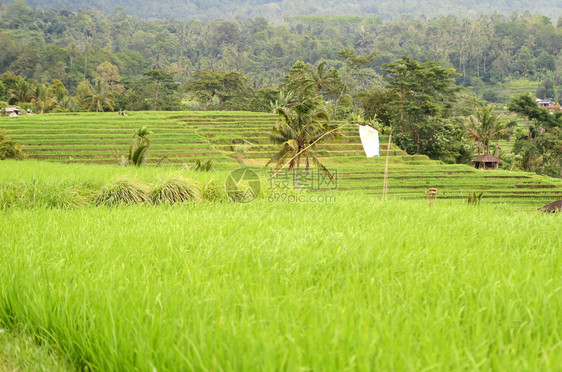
[382,133,392,201]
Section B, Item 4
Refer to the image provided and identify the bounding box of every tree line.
[5,0,562,23]
[1,2,562,101]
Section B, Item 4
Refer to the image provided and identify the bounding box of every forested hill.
[3,0,562,21]
[2,0,562,101]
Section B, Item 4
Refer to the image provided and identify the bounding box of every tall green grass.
[0,198,560,371]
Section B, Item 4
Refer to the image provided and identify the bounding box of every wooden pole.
[382,133,392,201]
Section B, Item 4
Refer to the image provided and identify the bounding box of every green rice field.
[1,112,562,371]
[1,196,561,370]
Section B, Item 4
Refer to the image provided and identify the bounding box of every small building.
[537,99,550,109]
[5,107,21,117]
[472,154,502,170]
[536,99,561,113]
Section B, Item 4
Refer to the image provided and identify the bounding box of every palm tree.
[32,84,56,114]
[8,80,35,104]
[467,106,512,154]
[85,79,115,112]
[267,96,341,188]
[128,127,153,166]
[269,89,296,113]
[301,61,338,96]
[301,61,345,119]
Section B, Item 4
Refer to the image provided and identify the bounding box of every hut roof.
[472,154,502,163]
[538,200,562,213]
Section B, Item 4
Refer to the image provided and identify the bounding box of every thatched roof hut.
[538,200,562,213]
[472,154,502,169]
[5,107,20,117]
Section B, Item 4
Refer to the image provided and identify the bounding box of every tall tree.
[82,79,115,112]
[466,106,512,155]
[94,62,125,96]
[381,56,460,154]
[508,94,562,177]
[32,83,56,114]
[184,69,252,110]
[267,95,340,188]
[8,78,35,104]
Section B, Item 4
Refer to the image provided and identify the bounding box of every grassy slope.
[497,79,540,100]
[0,199,561,370]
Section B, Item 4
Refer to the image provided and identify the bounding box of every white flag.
[359,125,380,157]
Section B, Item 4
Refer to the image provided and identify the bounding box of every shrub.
[465,191,484,206]
[0,132,25,160]
[151,176,201,204]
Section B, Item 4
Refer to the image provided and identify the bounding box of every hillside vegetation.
[1,2,562,99]
[3,0,562,22]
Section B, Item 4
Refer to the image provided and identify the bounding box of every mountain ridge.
[6,0,562,22]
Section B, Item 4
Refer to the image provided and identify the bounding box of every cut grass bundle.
[201,179,226,202]
[0,181,89,210]
[96,178,151,206]
[151,175,201,204]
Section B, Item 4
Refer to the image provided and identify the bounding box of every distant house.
[5,107,21,117]
[472,154,502,170]
[536,98,561,113]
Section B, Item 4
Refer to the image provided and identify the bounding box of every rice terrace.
[1,1,562,370]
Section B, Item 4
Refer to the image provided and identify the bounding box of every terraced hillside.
[0,112,233,165]
[2,111,561,206]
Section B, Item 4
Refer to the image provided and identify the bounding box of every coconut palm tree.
[301,61,346,119]
[8,80,35,104]
[85,79,115,112]
[301,61,338,96]
[466,106,513,154]
[267,96,341,188]
[32,84,56,114]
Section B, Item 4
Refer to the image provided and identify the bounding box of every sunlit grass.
[0,198,561,370]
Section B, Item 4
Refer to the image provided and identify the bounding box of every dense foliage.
[0,131,25,159]
[1,2,562,102]
[508,94,562,177]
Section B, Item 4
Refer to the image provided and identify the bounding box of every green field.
[2,112,561,207]
[1,195,561,371]
[1,112,562,371]
[496,79,541,102]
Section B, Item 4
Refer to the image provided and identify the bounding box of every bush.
[201,179,226,202]
[194,159,213,172]
[482,89,500,103]
[0,132,26,160]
